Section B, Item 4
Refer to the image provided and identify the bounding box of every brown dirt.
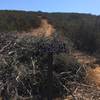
[31,19,55,37]
[18,19,55,37]
[72,51,100,87]
[53,51,100,100]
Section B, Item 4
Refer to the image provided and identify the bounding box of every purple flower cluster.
[38,42,67,53]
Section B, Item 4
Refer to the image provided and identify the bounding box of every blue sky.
[0,0,100,15]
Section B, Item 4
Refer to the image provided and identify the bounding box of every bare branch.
[0,41,12,53]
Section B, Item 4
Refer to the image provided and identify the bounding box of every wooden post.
[47,53,53,100]
[38,40,67,100]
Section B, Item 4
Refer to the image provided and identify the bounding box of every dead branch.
[53,71,77,100]
[0,41,12,53]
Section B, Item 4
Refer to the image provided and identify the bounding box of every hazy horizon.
[0,0,100,15]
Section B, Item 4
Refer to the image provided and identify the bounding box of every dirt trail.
[17,19,55,37]
[31,19,55,37]
[72,51,96,65]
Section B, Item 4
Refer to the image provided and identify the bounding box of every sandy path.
[31,19,55,37]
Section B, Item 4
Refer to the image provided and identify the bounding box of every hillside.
[0,10,41,32]
[45,12,100,54]
[1,10,100,54]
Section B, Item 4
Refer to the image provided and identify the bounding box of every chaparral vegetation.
[0,10,100,100]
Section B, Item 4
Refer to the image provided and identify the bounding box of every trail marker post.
[38,39,67,100]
